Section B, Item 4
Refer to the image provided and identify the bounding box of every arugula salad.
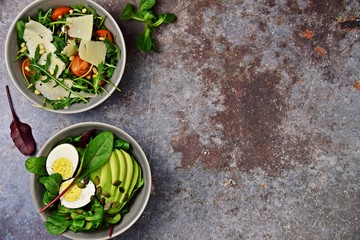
[15,4,121,110]
[25,130,144,235]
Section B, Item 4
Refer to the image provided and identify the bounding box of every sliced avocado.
[107,149,134,214]
[89,149,143,215]
[117,155,139,211]
[108,149,120,201]
[112,149,127,202]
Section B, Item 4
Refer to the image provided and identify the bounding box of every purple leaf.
[6,85,36,156]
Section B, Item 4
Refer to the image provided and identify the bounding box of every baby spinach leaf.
[85,198,105,228]
[121,0,176,52]
[25,157,47,176]
[39,173,63,195]
[121,4,136,20]
[45,212,72,235]
[140,0,156,11]
[137,27,155,52]
[114,138,130,151]
[76,131,114,181]
[105,213,121,224]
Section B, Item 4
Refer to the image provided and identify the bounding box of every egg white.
[46,143,79,180]
[59,178,96,209]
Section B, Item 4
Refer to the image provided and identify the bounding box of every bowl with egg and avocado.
[27,122,151,239]
[5,0,126,114]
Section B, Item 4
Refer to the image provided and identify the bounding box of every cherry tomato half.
[52,6,72,21]
[70,55,92,77]
[22,58,32,77]
[96,29,113,42]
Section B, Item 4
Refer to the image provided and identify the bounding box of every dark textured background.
[1,0,360,239]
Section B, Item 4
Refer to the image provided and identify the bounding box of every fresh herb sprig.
[121,0,176,52]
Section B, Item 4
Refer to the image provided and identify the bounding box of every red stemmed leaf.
[6,85,36,156]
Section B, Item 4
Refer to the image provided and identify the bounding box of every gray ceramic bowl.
[5,0,126,114]
[31,122,151,239]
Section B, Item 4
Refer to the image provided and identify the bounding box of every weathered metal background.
[1,0,359,239]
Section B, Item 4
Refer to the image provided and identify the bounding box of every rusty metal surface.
[1,0,360,239]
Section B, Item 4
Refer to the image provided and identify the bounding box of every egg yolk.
[60,181,82,202]
[52,158,73,180]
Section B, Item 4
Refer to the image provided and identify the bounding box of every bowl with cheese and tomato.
[5,0,126,114]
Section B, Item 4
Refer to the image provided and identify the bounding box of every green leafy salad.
[15,4,121,110]
[25,130,143,235]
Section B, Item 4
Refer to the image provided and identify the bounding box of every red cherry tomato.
[96,29,113,42]
[22,58,32,77]
[52,6,72,21]
[70,55,92,77]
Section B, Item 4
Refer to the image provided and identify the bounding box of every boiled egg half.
[59,178,95,208]
[46,143,79,180]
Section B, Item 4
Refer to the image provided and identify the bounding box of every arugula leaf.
[36,9,53,27]
[15,21,26,43]
[92,63,104,93]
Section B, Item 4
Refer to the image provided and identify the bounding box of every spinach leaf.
[25,157,47,176]
[121,4,135,20]
[137,26,155,52]
[114,138,130,151]
[86,202,105,228]
[140,0,156,11]
[76,131,114,182]
[69,219,86,232]
[121,0,176,52]
[42,192,55,206]
[39,173,63,195]
[105,213,121,224]
[45,211,72,235]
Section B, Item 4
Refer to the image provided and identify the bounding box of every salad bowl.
[5,0,126,114]
[30,122,151,239]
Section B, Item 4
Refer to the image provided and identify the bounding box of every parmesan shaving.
[35,77,73,100]
[23,20,56,58]
[78,40,106,66]
[66,15,93,40]
[61,39,77,57]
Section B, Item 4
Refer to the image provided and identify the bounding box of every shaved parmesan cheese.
[38,54,66,78]
[61,39,77,57]
[23,20,56,58]
[78,40,106,66]
[66,15,93,40]
[35,77,73,100]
